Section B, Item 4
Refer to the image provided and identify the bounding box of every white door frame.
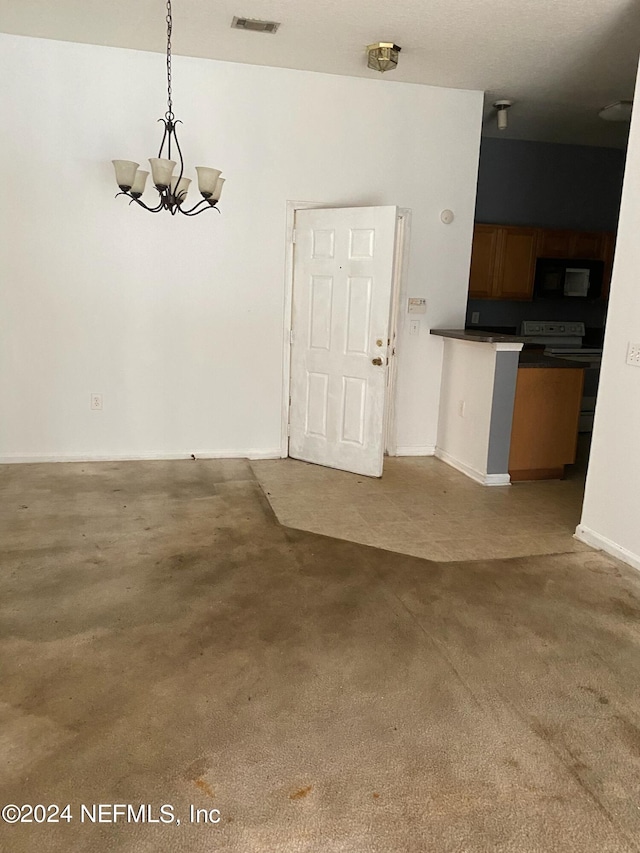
[280,200,411,459]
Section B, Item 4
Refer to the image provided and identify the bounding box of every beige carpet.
[1,458,640,852]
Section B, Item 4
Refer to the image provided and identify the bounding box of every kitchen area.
[432,134,627,486]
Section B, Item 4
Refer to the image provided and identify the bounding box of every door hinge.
[290,329,295,344]
[291,228,297,244]
[287,422,291,436]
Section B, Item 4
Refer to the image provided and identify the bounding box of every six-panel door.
[289,206,398,477]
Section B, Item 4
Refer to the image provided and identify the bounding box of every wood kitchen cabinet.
[537,229,574,258]
[468,225,500,298]
[469,223,616,301]
[571,231,604,259]
[538,228,603,259]
[496,227,539,300]
[468,224,538,300]
[509,366,584,481]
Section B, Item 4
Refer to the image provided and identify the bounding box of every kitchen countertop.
[430,329,586,368]
[430,329,524,344]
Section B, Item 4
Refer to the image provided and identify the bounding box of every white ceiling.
[1,0,638,147]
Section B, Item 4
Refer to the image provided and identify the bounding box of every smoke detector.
[366,43,401,73]
[599,100,633,122]
[231,16,280,34]
[493,99,513,131]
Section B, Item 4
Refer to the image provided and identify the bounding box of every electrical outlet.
[627,342,640,367]
[91,393,103,411]
[471,312,480,324]
[409,320,420,336]
[458,400,466,417]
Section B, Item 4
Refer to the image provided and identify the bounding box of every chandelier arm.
[171,120,186,187]
[157,118,170,159]
[132,198,165,213]
[115,191,165,213]
[179,202,222,217]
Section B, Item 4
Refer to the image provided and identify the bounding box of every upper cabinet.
[538,228,604,259]
[496,227,539,300]
[469,225,538,301]
[469,223,615,301]
[537,229,573,258]
[468,225,501,299]
[572,231,605,259]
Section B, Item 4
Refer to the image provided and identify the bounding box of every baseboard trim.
[575,524,640,572]
[0,449,283,464]
[435,447,511,486]
[394,445,436,456]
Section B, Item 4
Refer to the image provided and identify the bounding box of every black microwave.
[533,258,603,300]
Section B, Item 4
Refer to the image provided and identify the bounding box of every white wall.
[0,34,483,461]
[436,339,497,480]
[434,338,520,485]
[577,58,640,568]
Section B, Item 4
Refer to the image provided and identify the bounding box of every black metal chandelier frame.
[114,0,222,216]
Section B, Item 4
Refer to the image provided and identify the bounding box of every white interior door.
[289,206,398,477]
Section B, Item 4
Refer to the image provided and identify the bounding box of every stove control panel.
[521,321,585,337]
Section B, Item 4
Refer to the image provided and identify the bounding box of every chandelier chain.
[165,0,173,120]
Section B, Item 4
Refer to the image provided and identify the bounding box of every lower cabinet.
[508,367,584,481]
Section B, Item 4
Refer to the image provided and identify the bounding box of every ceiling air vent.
[231,16,281,34]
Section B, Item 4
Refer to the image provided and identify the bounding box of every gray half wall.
[487,352,520,476]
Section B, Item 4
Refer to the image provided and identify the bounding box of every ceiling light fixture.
[366,43,401,73]
[231,16,281,33]
[111,0,225,216]
[598,100,633,122]
[493,99,512,131]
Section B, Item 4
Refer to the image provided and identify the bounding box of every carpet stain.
[289,785,313,800]
[194,778,215,799]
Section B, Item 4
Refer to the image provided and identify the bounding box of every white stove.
[520,321,603,433]
[521,321,586,349]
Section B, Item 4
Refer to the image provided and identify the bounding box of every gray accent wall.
[475,137,626,232]
[469,137,625,332]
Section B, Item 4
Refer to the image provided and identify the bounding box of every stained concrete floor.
[2,458,640,852]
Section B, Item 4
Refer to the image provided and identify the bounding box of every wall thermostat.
[408,297,427,314]
[440,209,454,224]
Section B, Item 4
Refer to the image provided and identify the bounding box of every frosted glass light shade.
[149,158,176,188]
[170,176,191,201]
[112,160,140,190]
[195,167,222,198]
[130,169,149,197]
[212,176,225,202]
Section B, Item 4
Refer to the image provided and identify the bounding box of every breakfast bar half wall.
[431,330,524,485]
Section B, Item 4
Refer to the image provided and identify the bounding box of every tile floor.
[252,443,593,562]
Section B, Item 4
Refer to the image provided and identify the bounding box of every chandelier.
[111,0,225,216]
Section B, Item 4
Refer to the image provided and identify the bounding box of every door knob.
[371,357,383,366]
